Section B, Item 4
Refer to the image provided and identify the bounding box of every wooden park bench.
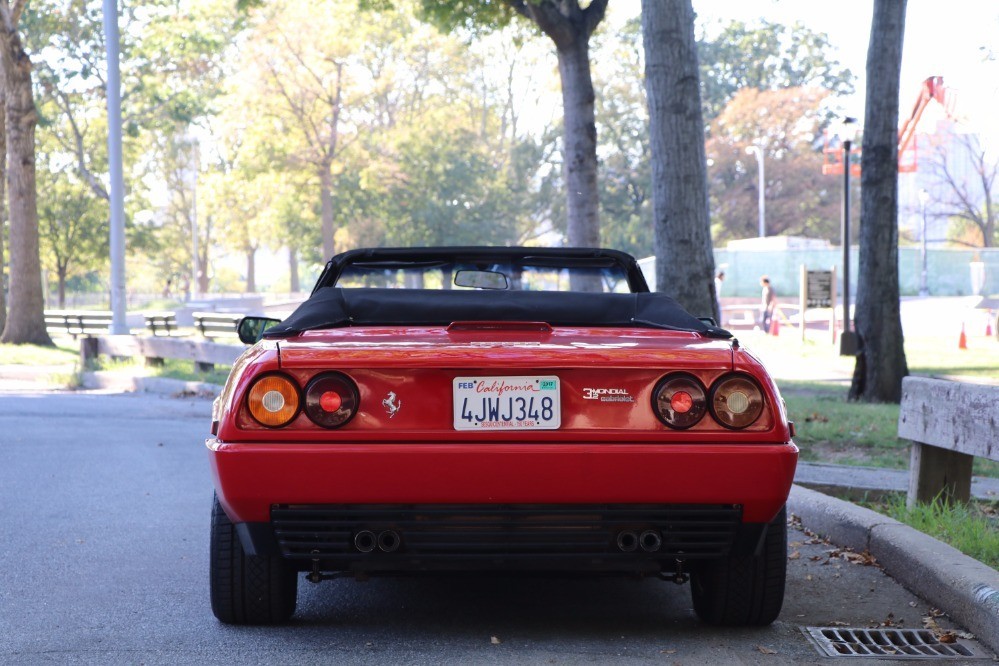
[899,376,999,506]
[144,311,177,337]
[193,312,243,341]
[44,310,113,339]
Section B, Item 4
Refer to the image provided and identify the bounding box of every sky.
[611,0,999,148]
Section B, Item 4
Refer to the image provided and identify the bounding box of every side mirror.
[237,316,282,345]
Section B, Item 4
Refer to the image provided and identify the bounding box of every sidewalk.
[796,460,999,501]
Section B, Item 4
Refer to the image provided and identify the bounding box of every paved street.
[0,390,990,664]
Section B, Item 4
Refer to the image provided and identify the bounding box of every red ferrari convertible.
[207,247,797,626]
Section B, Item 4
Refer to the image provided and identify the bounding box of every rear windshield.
[335,260,632,293]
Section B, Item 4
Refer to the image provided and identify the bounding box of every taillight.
[304,372,359,428]
[710,373,765,429]
[247,374,301,427]
[652,373,707,429]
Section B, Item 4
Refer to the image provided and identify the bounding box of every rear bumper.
[209,440,796,575]
[208,440,797,524]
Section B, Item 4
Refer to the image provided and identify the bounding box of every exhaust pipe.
[378,530,401,552]
[616,531,639,552]
[640,530,662,552]
[354,530,377,553]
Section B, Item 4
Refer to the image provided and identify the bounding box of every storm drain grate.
[802,627,981,659]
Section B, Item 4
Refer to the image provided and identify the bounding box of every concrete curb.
[789,484,999,654]
[80,371,221,397]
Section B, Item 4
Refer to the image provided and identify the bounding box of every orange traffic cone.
[958,323,968,350]
[771,316,780,337]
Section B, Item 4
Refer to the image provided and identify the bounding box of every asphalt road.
[0,390,989,665]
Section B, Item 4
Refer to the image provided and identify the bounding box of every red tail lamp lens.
[652,373,707,429]
[710,373,764,429]
[304,372,359,429]
[247,374,300,427]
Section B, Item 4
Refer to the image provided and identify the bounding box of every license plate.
[453,376,561,430]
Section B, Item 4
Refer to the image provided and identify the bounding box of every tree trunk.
[556,37,599,249]
[320,166,335,260]
[642,0,718,320]
[849,0,909,402]
[245,246,256,293]
[197,214,212,294]
[514,0,606,291]
[57,264,67,309]
[0,16,52,345]
[288,246,300,293]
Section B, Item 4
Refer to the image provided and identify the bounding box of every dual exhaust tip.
[355,528,660,554]
[616,530,662,553]
[354,530,401,553]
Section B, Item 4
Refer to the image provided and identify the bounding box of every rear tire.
[690,505,787,626]
[210,493,297,624]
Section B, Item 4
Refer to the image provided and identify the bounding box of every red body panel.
[209,325,797,529]
[209,440,798,525]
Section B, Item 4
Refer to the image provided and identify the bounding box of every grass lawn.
[0,340,78,365]
[861,493,999,570]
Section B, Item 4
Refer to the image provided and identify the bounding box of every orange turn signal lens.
[247,374,300,427]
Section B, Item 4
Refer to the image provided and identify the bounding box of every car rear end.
[208,324,797,626]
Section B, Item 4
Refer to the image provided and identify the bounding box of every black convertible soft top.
[313,246,651,293]
[263,287,731,339]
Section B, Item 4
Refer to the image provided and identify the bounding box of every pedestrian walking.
[760,276,777,333]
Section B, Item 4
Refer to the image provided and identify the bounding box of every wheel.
[690,505,787,626]
[210,493,297,624]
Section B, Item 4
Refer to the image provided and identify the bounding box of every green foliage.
[592,17,652,257]
[697,19,855,124]
[410,0,515,35]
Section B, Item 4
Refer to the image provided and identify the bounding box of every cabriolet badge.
[582,387,634,403]
[382,391,402,418]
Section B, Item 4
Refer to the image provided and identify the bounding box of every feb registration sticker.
[453,376,561,430]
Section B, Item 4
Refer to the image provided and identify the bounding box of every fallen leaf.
[490,636,501,645]
[908,601,917,607]
[757,645,777,654]
[957,631,975,640]
[805,574,813,581]
[788,550,801,560]
[938,632,957,644]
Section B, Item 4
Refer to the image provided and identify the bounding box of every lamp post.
[103,0,127,334]
[745,145,765,237]
[839,118,858,356]
[919,188,929,297]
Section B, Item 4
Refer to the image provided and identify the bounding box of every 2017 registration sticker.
[453,376,561,430]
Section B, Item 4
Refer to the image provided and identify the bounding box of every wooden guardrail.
[898,376,999,506]
[45,310,113,338]
[81,335,245,374]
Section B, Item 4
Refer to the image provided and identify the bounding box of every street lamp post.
[745,145,765,237]
[919,188,930,297]
[839,119,858,356]
[103,0,127,334]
